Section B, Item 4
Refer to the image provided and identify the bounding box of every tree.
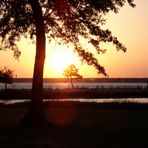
[0,67,13,89]
[0,0,135,126]
[63,64,82,88]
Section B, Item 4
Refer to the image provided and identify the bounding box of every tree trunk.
[70,77,74,89]
[5,83,7,90]
[20,0,47,127]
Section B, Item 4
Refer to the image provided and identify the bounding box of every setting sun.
[44,46,79,78]
[51,51,74,72]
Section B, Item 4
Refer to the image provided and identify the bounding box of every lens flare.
[48,101,76,127]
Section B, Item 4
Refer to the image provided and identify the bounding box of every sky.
[0,0,148,78]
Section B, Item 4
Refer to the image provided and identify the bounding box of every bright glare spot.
[50,49,75,72]
[45,45,80,77]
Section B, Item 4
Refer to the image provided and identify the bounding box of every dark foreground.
[0,102,148,147]
[0,87,148,99]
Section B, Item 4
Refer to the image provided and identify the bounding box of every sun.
[45,45,80,77]
[50,49,75,72]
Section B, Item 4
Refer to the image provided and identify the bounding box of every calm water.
[0,98,148,105]
[0,82,147,89]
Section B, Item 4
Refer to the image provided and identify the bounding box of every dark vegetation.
[0,67,13,89]
[63,64,82,88]
[0,87,147,99]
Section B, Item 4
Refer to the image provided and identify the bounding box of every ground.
[0,88,148,99]
[0,102,148,147]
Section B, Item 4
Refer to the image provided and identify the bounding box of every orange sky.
[0,0,148,78]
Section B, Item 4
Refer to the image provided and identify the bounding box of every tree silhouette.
[0,0,135,126]
[63,64,82,88]
[0,67,13,89]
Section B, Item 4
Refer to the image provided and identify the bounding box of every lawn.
[0,102,148,147]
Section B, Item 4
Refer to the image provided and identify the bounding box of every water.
[0,82,147,105]
[0,82,147,89]
[0,98,148,105]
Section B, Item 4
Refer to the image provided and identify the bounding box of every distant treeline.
[13,78,148,83]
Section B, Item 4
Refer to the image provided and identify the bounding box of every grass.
[0,102,148,147]
[0,87,148,99]
[0,87,148,147]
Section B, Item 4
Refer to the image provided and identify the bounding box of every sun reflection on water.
[1,98,148,105]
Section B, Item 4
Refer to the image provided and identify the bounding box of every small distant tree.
[63,64,82,88]
[0,67,14,89]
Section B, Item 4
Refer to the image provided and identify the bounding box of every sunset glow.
[0,0,148,78]
[44,46,79,77]
[50,50,75,72]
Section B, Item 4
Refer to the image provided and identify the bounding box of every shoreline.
[13,77,148,83]
[0,87,147,99]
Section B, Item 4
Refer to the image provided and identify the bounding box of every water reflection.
[0,98,148,105]
[0,82,147,89]
[0,99,30,105]
[46,98,148,104]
